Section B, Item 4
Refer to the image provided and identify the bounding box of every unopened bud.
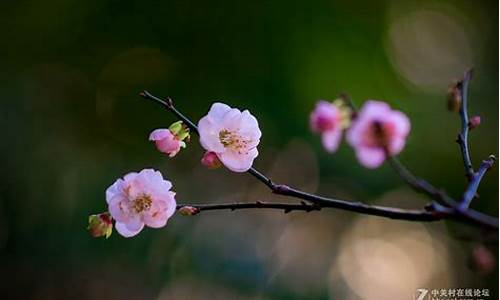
[468,116,481,130]
[178,206,199,216]
[447,81,461,112]
[201,151,222,169]
[87,212,113,238]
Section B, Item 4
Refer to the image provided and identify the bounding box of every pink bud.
[468,116,481,130]
[201,151,222,169]
[149,129,182,157]
[87,212,113,238]
[178,206,200,216]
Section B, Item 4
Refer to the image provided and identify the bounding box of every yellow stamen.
[132,194,152,213]
[219,129,252,154]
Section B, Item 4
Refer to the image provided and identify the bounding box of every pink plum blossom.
[346,100,410,168]
[106,169,176,237]
[149,129,183,157]
[198,103,261,172]
[310,100,344,152]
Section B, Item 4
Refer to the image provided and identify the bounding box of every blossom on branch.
[149,121,190,157]
[198,103,261,172]
[310,100,351,152]
[106,169,177,237]
[347,100,410,168]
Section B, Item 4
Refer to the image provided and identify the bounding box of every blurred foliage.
[0,0,498,299]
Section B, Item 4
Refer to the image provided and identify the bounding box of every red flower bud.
[178,206,200,216]
[201,151,222,169]
[87,212,113,238]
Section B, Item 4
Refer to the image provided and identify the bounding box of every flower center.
[364,120,395,149]
[219,129,251,154]
[132,194,152,213]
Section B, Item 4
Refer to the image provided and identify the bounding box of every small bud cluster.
[90,102,261,237]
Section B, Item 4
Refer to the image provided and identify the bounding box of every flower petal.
[115,221,144,238]
[198,117,225,153]
[218,148,258,172]
[207,102,232,123]
[356,147,386,169]
[106,178,125,204]
[144,201,174,229]
[221,108,244,130]
[149,129,171,141]
[108,198,129,222]
[321,128,342,153]
[390,111,411,137]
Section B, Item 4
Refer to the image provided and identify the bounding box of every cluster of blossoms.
[89,96,411,238]
[310,99,410,168]
[89,103,262,237]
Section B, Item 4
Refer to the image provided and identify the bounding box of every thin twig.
[140,91,498,229]
[387,155,498,229]
[456,69,475,180]
[459,155,496,210]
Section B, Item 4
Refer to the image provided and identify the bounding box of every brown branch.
[175,201,445,221]
[140,91,498,229]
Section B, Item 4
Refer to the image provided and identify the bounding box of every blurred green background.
[0,0,498,299]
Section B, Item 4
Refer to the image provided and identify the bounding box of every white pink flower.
[106,169,176,237]
[198,103,261,172]
[347,100,410,168]
[310,100,343,152]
